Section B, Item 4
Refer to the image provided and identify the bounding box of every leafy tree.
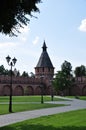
[53,61,73,95]
[0,0,41,36]
[0,65,15,76]
[53,71,65,93]
[16,71,20,76]
[8,70,15,76]
[4,69,10,75]
[0,65,6,75]
[22,71,29,77]
[13,68,20,76]
[74,65,86,77]
[61,60,72,76]
[29,72,35,78]
[53,71,73,95]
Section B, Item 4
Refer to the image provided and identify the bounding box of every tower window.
[42,67,44,72]
[37,68,39,72]
[48,68,50,72]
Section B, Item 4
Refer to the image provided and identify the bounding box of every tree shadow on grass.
[1,124,86,130]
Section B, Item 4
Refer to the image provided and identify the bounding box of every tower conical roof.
[36,41,54,68]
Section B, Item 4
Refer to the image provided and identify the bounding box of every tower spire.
[42,40,47,52]
[35,40,54,79]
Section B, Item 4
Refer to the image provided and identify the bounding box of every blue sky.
[0,0,86,74]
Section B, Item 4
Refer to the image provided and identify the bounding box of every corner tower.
[35,41,54,79]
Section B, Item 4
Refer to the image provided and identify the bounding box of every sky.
[0,0,86,75]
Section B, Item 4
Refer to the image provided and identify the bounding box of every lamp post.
[41,85,44,104]
[6,55,17,113]
[40,76,44,104]
[51,88,54,101]
[50,79,54,101]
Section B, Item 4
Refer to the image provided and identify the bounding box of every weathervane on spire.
[42,40,47,52]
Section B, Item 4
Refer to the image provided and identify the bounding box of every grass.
[0,96,66,102]
[0,103,65,115]
[0,109,86,130]
[0,96,67,115]
[66,96,86,100]
[79,96,86,100]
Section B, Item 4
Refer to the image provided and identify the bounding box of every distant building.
[0,41,86,96]
[35,41,54,79]
[0,41,54,96]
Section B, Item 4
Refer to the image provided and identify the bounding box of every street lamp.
[40,76,44,104]
[6,55,17,113]
[50,79,54,101]
[51,88,54,101]
[40,85,44,104]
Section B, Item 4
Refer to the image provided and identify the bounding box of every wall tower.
[35,41,54,79]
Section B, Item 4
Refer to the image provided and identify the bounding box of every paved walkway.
[0,97,86,127]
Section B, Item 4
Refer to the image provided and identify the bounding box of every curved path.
[0,97,86,127]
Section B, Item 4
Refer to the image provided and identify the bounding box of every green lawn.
[79,96,86,100]
[0,109,86,130]
[0,103,65,115]
[0,96,67,115]
[66,96,86,100]
[0,96,66,103]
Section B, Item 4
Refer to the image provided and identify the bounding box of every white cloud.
[19,25,30,33]
[32,36,39,45]
[78,19,86,32]
[21,37,27,42]
[0,42,16,48]
[18,25,30,42]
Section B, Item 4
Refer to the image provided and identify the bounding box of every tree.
[0,65,5,75]
[53,71,65,93]
[53,71,73,95]
[0,0,41,36]
[0,65,15,76]
[29,72,35,78]
[53,61,73,95]
[5,69,10,76]
[74,65,86,77]
[61,60,72,76]
[13,68,20,76]
[22,71,29,77]
[17,71,20,77]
